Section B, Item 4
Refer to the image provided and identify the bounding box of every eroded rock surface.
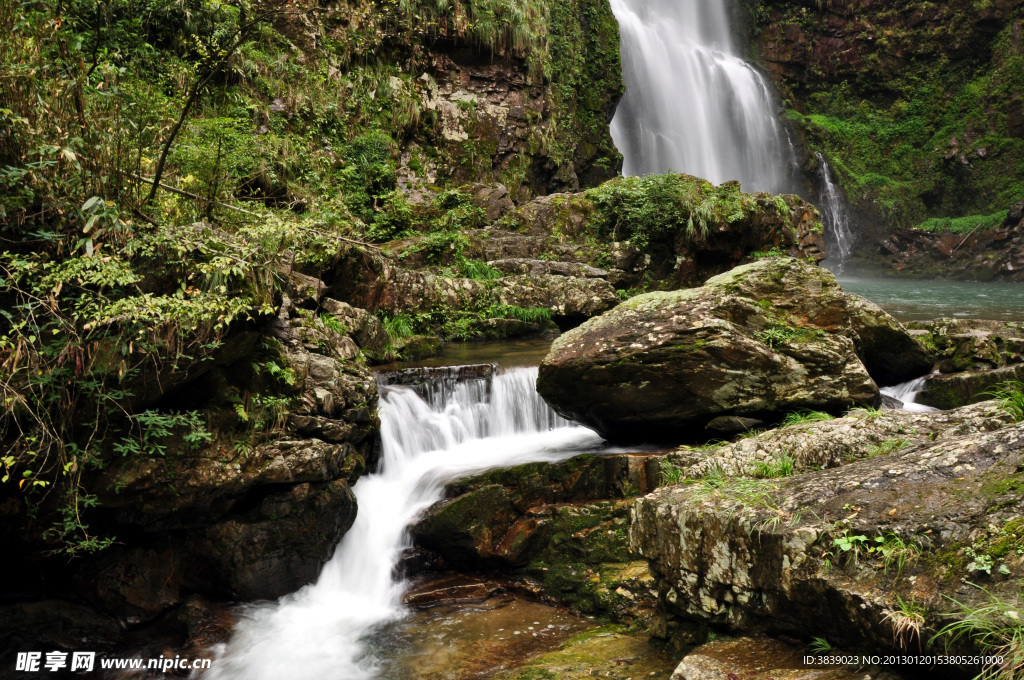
[632,411,1024,657]
[538,259,931,442]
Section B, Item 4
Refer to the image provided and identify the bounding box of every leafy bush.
[585,173,750,249]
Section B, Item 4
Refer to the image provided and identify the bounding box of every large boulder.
[844,295,934,384]
[632,411,1024,659]
[538,259,917,442]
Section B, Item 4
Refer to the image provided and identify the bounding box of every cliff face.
[752,0,1024,238]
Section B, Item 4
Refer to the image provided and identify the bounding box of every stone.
[666,400,1010,488]
[538,259,882,442]
[674,637,882,680]
[917,363,1024,409]
[705,416,766,436]
[632,414,1024,654]
[844,295,934,385]
[321,298,390,358]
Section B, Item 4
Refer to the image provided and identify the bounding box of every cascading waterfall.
[817,153,857,273]
[610,0,794,193]
[199,367,603,680]
[881,375,938,413]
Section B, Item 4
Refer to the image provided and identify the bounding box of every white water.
[881,375,938,413]
[610,0,794,193]
[200,367,602,680]
[817,153,856,273]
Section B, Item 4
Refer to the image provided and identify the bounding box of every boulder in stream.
[538,258,931,442]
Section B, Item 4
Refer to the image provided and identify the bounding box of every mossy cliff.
[750,0,1024,239]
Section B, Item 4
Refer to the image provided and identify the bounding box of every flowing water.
[200,368,609,680]
[881,375,938,413]
[817,154,856,273]
[610,0,794,193]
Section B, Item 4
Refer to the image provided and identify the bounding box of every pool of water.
[839,276,1024,322]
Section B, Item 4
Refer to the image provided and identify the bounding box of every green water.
[838,277,1024,322]
[382,278,1024,371]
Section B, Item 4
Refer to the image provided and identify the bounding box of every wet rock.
[71,300,379,623]
[845,295,934,384]
[403,575,504,608]
[666,400,1011,479]
[412,485,520,567]
[706,416,766,436]
[538,259,884,442]
[632,415,1024,655]
[918,363,1024,409]
[468,183,514,221]
[321,298,390,359]
[393,334,443,360]
[909,318,1024,374]
[0,600,122,656]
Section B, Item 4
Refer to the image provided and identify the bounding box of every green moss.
[768,5,1024,230]
[913,211,1009,234]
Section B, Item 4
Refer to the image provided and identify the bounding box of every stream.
[200,368,640,680]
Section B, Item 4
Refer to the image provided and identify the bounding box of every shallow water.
[839,276,1024,322]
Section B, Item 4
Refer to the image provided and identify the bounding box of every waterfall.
[199,367,602,680]
[610,0,794,194]
[881,375,938,413]
[817,153,856,273]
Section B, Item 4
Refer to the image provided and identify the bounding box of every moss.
[759,2,1024,231]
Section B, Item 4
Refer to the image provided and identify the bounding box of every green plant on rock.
[866,437,909,458]
[485,305,552,324]
[984,381,1024,422]
[659,459,687,486]
[782,410,834,427]
[883,596,926,651]
[752,454,796,479]
[933,585,1024,680]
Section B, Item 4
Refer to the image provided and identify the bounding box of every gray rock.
[538,259,883,442]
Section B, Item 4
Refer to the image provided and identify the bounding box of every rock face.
[3,291,380,645]
[755,0,1023,245]
[538,259,930,442]
[905,319,1024,408]
[631,405,1024,658]
[411,453,662,622]
[666,401,1010,480]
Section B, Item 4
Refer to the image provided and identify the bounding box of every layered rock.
[631,407,1024,659]
[411,453,662,622]
[2,290,381,651]
[665,401,1010,480]
[537,259,931,442]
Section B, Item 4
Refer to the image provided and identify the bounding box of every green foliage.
[381,313,416,344]
[807,637,833,655]
[585,174,750,249]
[781,410,834,427]
[984,381,1024,422]
[866,438,909,458]
[933,585,1024,680]
[913,211,1009,235]
[659,459,687,486]
[752,454,796,479]
[458,259,503,280]
[751,246,788,259]
[111,410,212,458]
[758,326,801,349]
[486,305,552,323]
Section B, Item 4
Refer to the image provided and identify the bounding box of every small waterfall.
[881,375,938,413]
[817,153,856,273]
[610,0,794,193]
[199,367,601,680]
